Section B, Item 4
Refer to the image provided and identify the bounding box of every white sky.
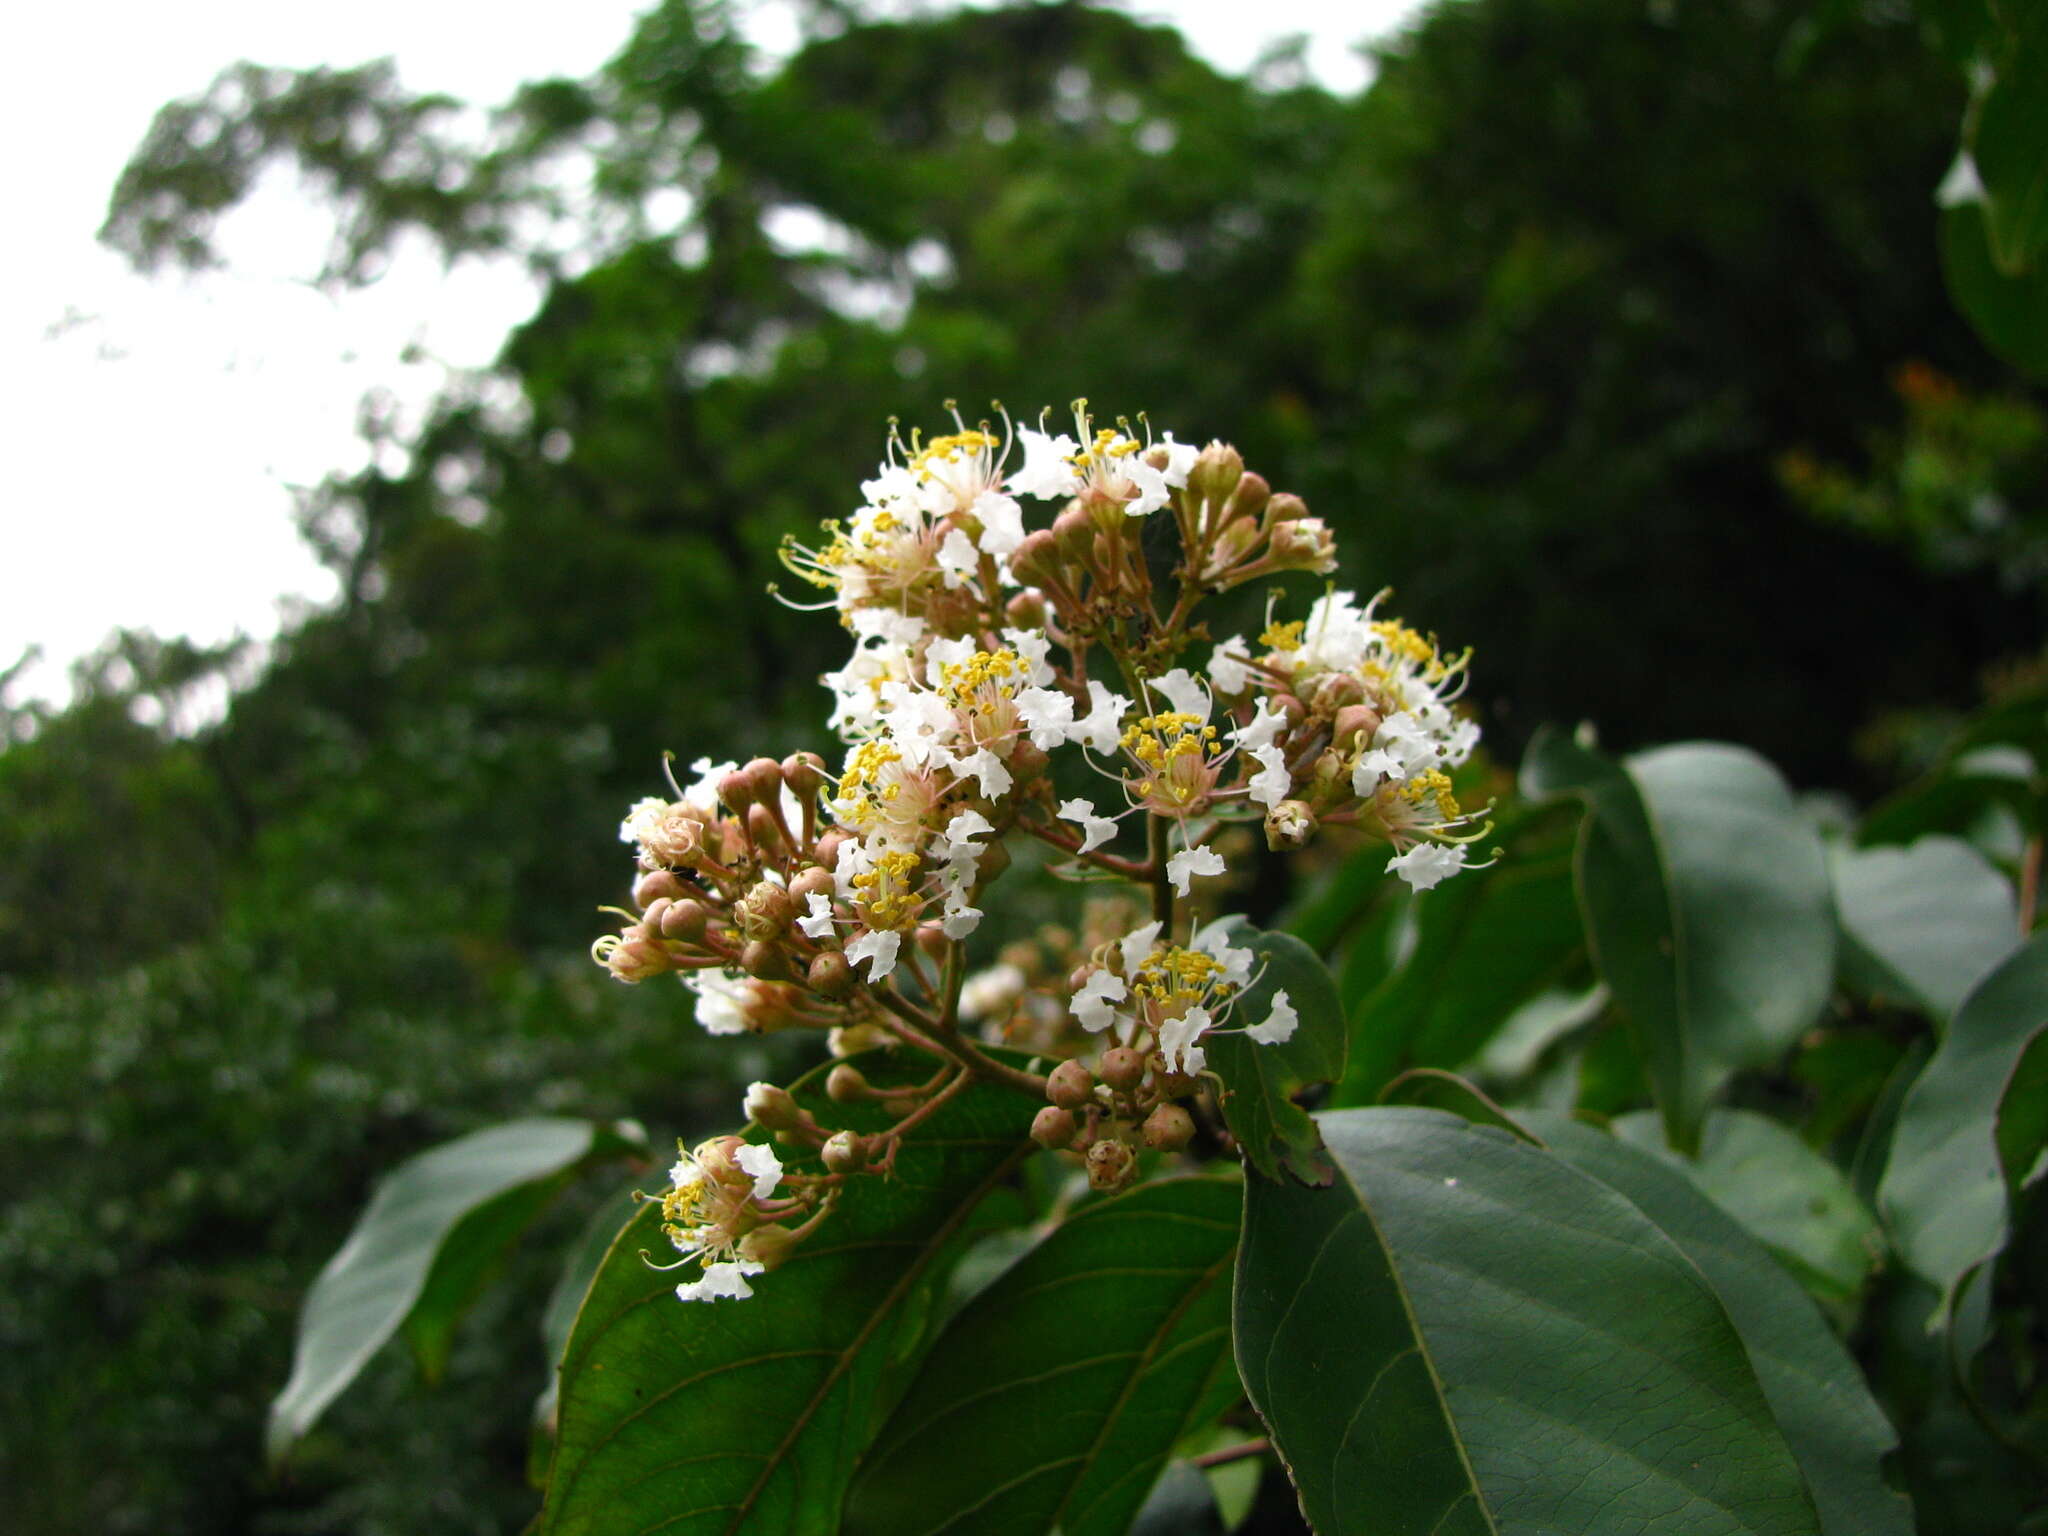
[0,0,1417,709]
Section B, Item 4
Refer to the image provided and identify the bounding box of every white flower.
[944,746,1013,799]
[1167,845,1226,895]
[798,890,837,939]
[960,962,1028,1023]
[1234,698,1288,752]
[733,1143,785,1201]
[1011,427,1082,499]
[1149,667,1210,721]
[680,757,733,812]
[1209,636,1254,696]
[845,928,902,980]
[1387,842,1467,891]
[941,902,983,939]
[1121,455,1172,516]
[1193,923,1255,986]
[938,808,995,862]
[1003,627,1059,685]
[937,527,980,584]
[1296,590,1373,674]
[1353,712,1438,791]
[1057,797,1120,853]
[973,490,1026,557]
[1075,968,1129,1032]
[1017,687,1076,750]
[1158,1006,1212,1075]
[1158,432,1199,488]
[1073,681,1132,753]
[1245,989,1298,1046]
[676,1259,764,1304]
[685,970,752,1036]
[619,796,668,845]
[1248,745,1292,809]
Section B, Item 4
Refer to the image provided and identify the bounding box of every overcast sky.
[1,0,1419,707]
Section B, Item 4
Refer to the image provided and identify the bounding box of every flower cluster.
[599,401,1485,1302]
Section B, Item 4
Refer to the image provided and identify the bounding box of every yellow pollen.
[1260,620,1305,651]
[1402,770,1460,820]
[911,429,1000,475]
[852,849,923,929]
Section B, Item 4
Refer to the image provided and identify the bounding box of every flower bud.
[916,923,949,962]
[828,1021,888,1056]
[738,1223,801,1271]
[826,1063,869,1105]
[745,756,787,803]
[1313,749,1347,789]
[1264,799,1317,851]
[1311,671,1365,713]
[821,1129,867,1174]
[660,899,710,940]
[1051,506,1094,560]
[1268,517,1336,574]
[1258,490,1308,533]
[1332,704,1383,750]
[1047,1059,1095,1109]
[789,866,835,903]
[1011,529,1064,586]
[1187,441,1244,514]
[741,938,793,982]
[738,882,797,941]
[747,803,784,855]
[1085,1138,1138,1191]
[718,767,757,811]
[1274,693,1307,728]
[808,951,854,998]
[812,829,849,871]
[744,1081,804,1131]
[1006,741,1049,784]
[1225,471,1270,527]
[632,869,688,910]
[781,752,829,801]
[1006,590,1048,629]
[1099,1046,1146,1094]
[601,935,672,983]
[639,896,673,934]
[976,839,1012,882]
[1031,1105,1078,1150]
[1142,1103,1196,1152]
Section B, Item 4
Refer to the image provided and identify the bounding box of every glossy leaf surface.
[537,1055,1036,1536]
[1831,837,2017,1022]
[1204,927,1346,1185]
[846,1176,1241,1536]
[1236,1107,1823,1535]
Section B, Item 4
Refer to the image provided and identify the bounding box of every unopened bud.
[1313,749,1347,789]
[747,803,784,854]
[1006,590,1048,629]
[744,1081,804,1130]
[1051,506,1094,559]
[1265,799,1317,851]
[744,756,786,802]
[789,866,835,902]
[821,1129,867,1173]
[741,938,792,982]
[1332,704,1382,749]
[1312,671,1365,712]
[976,840,1012,882]
[828,1021,888,1056]
[1032,1105,1079,1150]
[1142,1104,1196,1151]
[1012,529,1064,586]
[718,768,757,811]
[1086,1138,1138,1191]
[781,752,829,800]
[1187,441,1244,513]
[603,936,672,983]
[1154,1066,1200,1099]
[738,1223,800,1270]
[1225,470,1270,526]
[813,830,849,871]
[826,1063,869,1105]
[632,869,688,910]
[639,896,673,934]
[739,882,797,941]
[809,951,854,998]
[1274,694,1307,729]
[660,899,710,940]
[1258,490,1308,533]
[1099,1046,1146,1094]
[1006,741,1049,783]
[1269,517,1336,574]
[1047,1059,1094,1109]
[916,924,949,961]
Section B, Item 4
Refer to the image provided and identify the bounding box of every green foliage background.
[3,0,2044,1531]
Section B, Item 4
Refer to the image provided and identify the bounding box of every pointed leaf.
[846,1176,1242,1536]
[1831,837,2017,1023]
[1204,927,1346,1184]
[1524,1111,1913,1536]
[1235,1106,1824,1536]
[537,1055,1036,1536]
[1996,1025,2048,1196]
[268,1117,625,1462]
[1880,931,2048,1306]
[1522,730,1835,1153]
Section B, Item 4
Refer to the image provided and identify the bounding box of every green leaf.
[1831,837,2017,1022]
[1523,1112,1913,1536]
[1614,1109,1880,1304]
[1996,1026,2048,1195]
[1378,1068,1540,1144]
[1941,194,2048,379]
[1203,926,1347,1184]
[268,1117,625,1463]
[1881,932,2048,1306]
[1521,730,1835,1153]
[531,1181,642,1467]
[1971,15,2048,275]
[537,1053,1036,1536]
[1130,1460,1226,1536]
[1335,829,1583,1105]
[846,1176,1241,1536]
[1235,1106,1825,1536]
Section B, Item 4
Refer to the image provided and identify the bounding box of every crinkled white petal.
[1159,432,1199,488]
[845,928,902,980]
[1209,637,1254,696]
[676,1259,764,1304]
[936,527,980,584]
[1387,842,1467,891]
[973,490,1027,557]
[1011,428,1082,499]
[685,970,751,1035]
[1158,1007,1212,1075]
[1075,969,1129,1033]
[1017,687,1076,750]
[1149,667,1210,721]
[1119,919,1164,976]
[1249,744,1292,809]
[1122,457,1171,516]
[1167,845,1226,896]
[734,1142,785,1201]
[947,747,1013,799]
[1235,698,1287,752]
[1074,681,1133,753]
[1245,989,1299,1046]
[1057,797,1119,853]
[798,890,837,939]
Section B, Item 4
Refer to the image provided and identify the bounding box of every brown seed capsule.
[632,869,688,910]
[1047,1059,1095,1109]
[741,938,792,982]
[1085,1138,1138,1191]
[808,950,854,998]
[1031,1105,1078,1150]
[660,899,710,940]
[821,1129,866,1174]
[1142,1104,1196,1152]
[826,1063,869,1105]
[1099,1046,1146,1094]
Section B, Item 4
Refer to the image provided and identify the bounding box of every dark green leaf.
[1831,837,2017,1022]
[1204,927,1346,1185]
[846,1176,1241,1536]
[1971,15,2048,275]
[1941,195,2048,378]
[1130,1460,1227,1536]
[1521,730,1835,1153]
[1879,931,2048,1307]
[537,1054,1036,1536]
[1614,1109,1880,1304]
[1996,1027,2048,1195]
[1235,1106,1824,1535]
[268,1117,623,1463]
[1378,1068,1540,1143]
[1524,1112,1913,1536]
